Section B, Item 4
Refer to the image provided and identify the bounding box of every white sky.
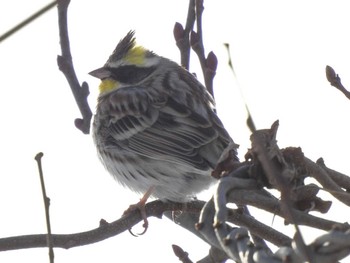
[1,1,350,262]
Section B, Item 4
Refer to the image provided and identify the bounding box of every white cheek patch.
[141,57,160,67]
[107,60,124,68]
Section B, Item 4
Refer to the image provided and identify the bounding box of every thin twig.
[224,43,256,132]
[57,0,92,134]
[173,0,196,70]
[326,65,350,100]
[34,153,54,263]
[190,0,217,98]
[192,0,206,69]
[174,0,217,98]
[172,244,194,263]
[0,1,57,43]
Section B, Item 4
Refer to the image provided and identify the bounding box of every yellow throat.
[99,79,119,94]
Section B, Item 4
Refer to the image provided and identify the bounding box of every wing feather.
[100,85,231,170]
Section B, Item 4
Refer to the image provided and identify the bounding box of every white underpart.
[101,150,216,202]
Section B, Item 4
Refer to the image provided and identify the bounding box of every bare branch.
[172,244,194,263]
[34,153,54,263]
[224,43,256,132]
[190,0,217,97]
[57,0,92,134]
[0,200,202,252]
[326,65,350,100]
[0,1,56,43]
[305,157,350,206]
[173,0,196,70]
[194,121,350,262]
[174,0,217,98]
[227,189,341,232]
[248,121,313,261]
[317,158,350,191]
[197,246,229,263]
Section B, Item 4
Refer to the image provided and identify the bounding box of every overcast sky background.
[1,1,350,262]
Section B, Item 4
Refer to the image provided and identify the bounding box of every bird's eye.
[109,66,155,84]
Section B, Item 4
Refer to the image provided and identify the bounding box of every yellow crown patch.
[125,46,146,65]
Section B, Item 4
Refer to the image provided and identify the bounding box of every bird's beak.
[89,67,112,79]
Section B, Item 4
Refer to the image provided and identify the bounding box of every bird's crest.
[106,31,147,66]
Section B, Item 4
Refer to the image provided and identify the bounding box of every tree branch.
[326,65,350,100]
[224,43,256,132]
[0,1,56,43]
[173,0,217,98]
[57,0,92,134]
[173,0,196,70]
[34,153,54,263]
[195,121,350,262]
[190,0,217,98]
[0,200,202,252]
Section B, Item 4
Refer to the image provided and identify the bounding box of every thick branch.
[317,158,350,191]
[305,157,350,206]
[0,200,203,252]
[227,189,345,232]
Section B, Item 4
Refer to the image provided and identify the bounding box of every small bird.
[90,31,237,203]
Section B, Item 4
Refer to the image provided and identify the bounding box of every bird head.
[89,31,161,94]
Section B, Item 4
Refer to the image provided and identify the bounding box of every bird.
[89,31,237,204]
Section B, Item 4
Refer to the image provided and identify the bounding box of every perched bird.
[90,31,237,203]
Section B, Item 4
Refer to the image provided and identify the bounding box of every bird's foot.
[124,187,155,236]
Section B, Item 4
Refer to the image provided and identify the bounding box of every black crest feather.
[105,31,136,65]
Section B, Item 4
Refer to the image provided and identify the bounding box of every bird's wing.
[101,86,231,170]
